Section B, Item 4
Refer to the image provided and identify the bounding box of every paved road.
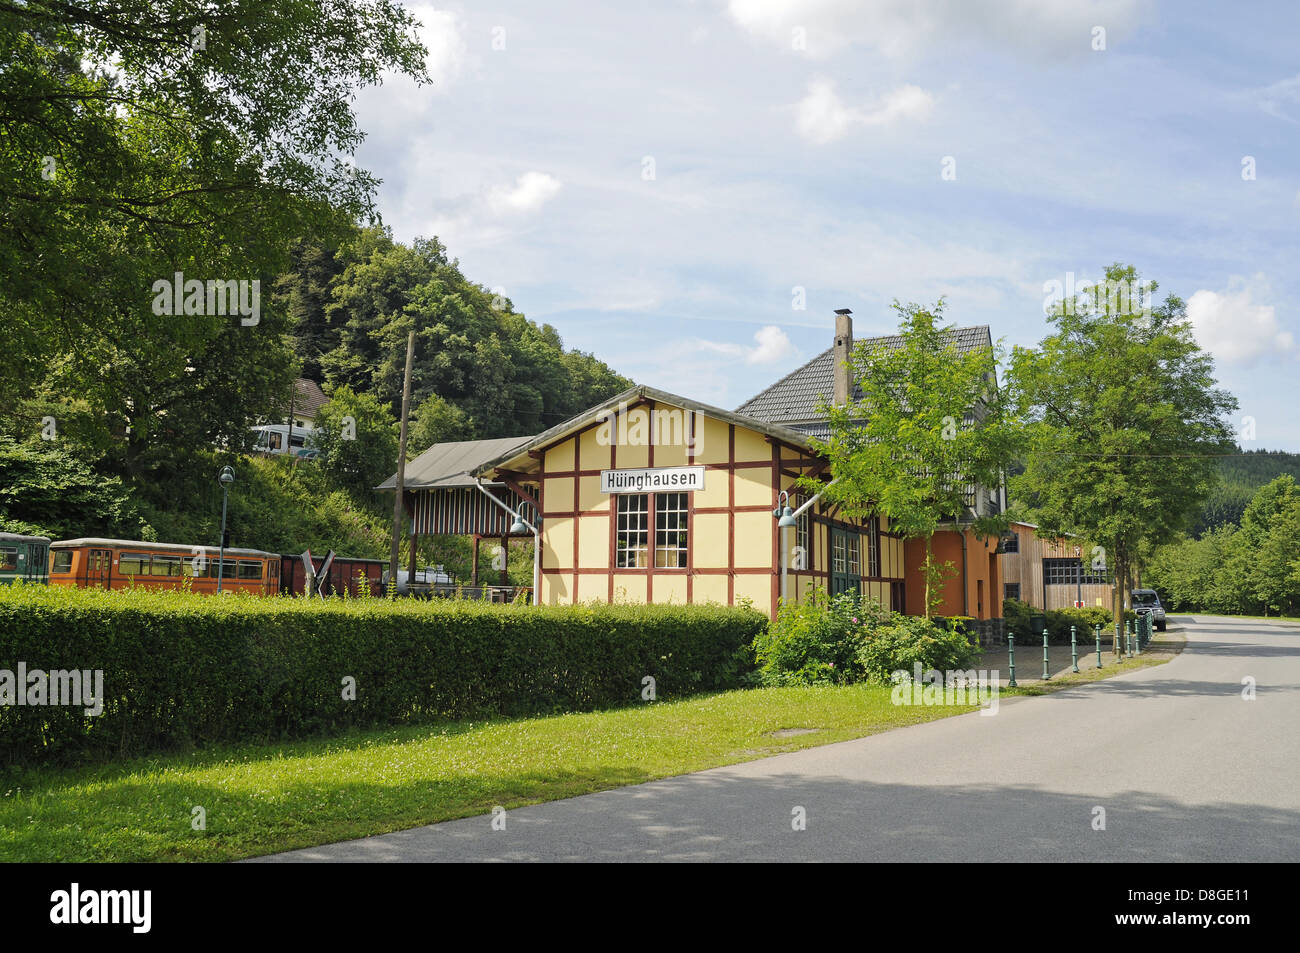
[254,615,1300,862]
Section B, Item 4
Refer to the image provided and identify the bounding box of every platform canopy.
[378,435,539,537]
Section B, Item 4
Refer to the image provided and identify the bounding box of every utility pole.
[389,330,416,592]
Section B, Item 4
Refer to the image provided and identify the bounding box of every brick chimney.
[833,308,853,405]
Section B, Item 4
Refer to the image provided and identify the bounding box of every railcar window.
[237,560,263,579]
[52,551,73,573]
[0,548,16,571]
[151,555,183,577]
[119,553,150,575]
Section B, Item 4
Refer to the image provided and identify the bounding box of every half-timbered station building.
[383,310,1006,621]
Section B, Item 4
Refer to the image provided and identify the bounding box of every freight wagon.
[279,552,386,597]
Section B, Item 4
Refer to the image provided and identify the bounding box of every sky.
[350,0,1300,449]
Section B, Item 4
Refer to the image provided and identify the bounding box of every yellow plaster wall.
[578,515,609,570]
[733,573,770,608]
[653,574,687,605]
[734,512,772,568]
[692,513,729,568]
[613,574,647,604]
[691,573,728,605]
[543,520,574,570]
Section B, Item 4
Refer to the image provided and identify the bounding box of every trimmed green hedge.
[1002,598,1136,643]
[0,584,763,766]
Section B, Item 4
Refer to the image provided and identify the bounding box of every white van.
[251,424,318,459]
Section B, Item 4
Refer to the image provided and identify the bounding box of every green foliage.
[755,587,978,686]
[1001,598,1115,642]
[408,394,475,453]
[2,1,428,434]
[0,437,139,539]
[311,385,399,498]
[754,589,889,685]
[0,585,765,766]
[1010,263,1237,628]
[808,300,1022,615]
[1192,450,1300,535]
[281,227,633,449]
[855,614,982,684]
[1147,476,1300,615]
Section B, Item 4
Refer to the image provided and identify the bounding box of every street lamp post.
[217,466,234,593]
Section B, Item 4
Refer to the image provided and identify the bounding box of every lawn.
[1,684,980,862]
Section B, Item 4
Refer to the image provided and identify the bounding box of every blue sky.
[351,0,1300,449]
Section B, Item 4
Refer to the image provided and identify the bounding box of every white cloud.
[487,172,563,214]
[691,325,796,365]
[1187,279,1293,366]
[795,80,933,143]
[409,4,468,89]
[726,0,1149,60]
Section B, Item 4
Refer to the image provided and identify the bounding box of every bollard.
[1042,628,1051,680]
[1071,624,1079,673]
[1126,620,1133,656]
[1136,616,1143,655]
[1007,634,1017,688]
[1095,623,1102,668]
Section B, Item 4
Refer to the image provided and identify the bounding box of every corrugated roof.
[378,435,537,490]
[736,325,993,424]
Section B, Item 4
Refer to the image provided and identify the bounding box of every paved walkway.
[252,616,1300,862]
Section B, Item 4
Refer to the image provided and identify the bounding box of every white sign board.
[600,466,705,494]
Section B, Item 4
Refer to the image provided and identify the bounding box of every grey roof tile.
[736,325,992,424]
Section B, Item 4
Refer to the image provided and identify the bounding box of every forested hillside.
[1192,449,1300,535]
[276,226,630,443]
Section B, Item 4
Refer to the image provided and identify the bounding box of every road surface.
[252,615,1300,862]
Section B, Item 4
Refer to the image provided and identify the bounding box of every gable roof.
[377,435,538,490]
[471,384,818,479]
[736,325,993,426]
[292,378,329,418]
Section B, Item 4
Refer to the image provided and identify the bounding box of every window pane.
[0,548,15,572]
[238,560,262,580]
[1043,557,1109,586]
[654,492,688,569]
[152,555,182,577]
[52,551,73,573]
[119,553,149,575]
[616,494,649,569]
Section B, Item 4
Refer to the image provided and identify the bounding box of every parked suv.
[1131,589,1167,631]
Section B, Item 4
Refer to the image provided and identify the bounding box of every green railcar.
[0,533,51,585]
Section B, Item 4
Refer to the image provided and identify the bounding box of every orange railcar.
[48,538,281,595]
